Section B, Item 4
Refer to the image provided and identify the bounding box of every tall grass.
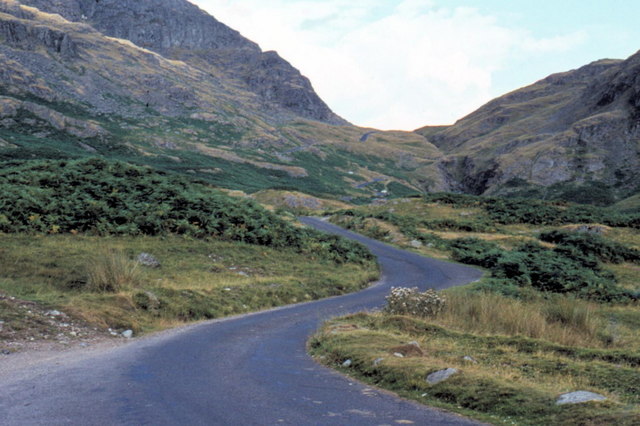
[86,249,140,292]
[439,292,605,347]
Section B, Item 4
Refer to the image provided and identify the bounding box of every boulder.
[410,240,423,248]
[426,368,459,385]
[137,253,161,268]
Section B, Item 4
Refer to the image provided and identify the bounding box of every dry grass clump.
[86,249,140,292]
[439,291,604,347]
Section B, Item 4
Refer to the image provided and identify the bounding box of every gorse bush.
[0,158,373,264]
[384,287,447,318]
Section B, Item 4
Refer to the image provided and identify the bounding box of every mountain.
[2,0,638,205]
[0,0,441,198]
[12,0,345,124]
[416,53,640,203]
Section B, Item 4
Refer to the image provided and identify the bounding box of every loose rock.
[426,368,459,385]
[342,359,352,367]
[556,391,607,405]
[137,253,161,268]
[463,356,478,364]
[122,330,133,338]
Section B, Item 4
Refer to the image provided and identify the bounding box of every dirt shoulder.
[0,293,129,376]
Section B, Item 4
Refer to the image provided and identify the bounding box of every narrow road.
[0,219,482,425]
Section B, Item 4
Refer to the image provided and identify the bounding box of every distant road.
[359,131,379,142]
[0,219,482,425]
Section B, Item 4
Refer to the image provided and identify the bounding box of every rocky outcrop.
[0,18,77,57]
[17,0,345,124]
[0,96,106,138]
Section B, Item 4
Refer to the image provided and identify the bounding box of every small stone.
[556,391,607,405]
[47,310,62,317]
[79,343,89,347]
[463,356,478,364]
[408,341,420,348]
[109,331,118,336]
[426,368,459,385]
[122,330,133,338]
[1,349,11,355]
[373,357,384,366]
[137,253,161,268]
[410,240,423,248]
[393,352,404,358]
[342,359,352,367]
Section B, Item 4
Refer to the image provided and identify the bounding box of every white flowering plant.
[384,286,447,318]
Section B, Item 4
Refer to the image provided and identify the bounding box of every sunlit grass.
[0,233,378,333]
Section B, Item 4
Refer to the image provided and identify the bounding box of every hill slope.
[0,0,441,198]
[417,53,640,202]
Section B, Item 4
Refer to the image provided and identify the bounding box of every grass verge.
[0,233,378,335]
[309,311,640,425]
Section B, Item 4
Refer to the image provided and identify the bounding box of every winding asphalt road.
[0,218,482,425]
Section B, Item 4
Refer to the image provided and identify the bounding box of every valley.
[0,0,639,425]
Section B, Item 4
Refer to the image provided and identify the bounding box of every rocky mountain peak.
[16,0,346,124]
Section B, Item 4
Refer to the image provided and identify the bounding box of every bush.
[539,230,640,264]
[384,287,447,318]
[0,158,373,264]
[449,238,631,302]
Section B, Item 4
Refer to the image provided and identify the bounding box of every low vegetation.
[310,310,640,426]
[0,234,377,340]
[0,158,378,345]
[314,195,640,425]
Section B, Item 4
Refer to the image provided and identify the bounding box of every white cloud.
[190,0,588,130]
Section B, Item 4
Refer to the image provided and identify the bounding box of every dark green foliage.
[386,181,421,197]
[539,230,640,264]
[449,238,632,301]
[423,218,494,232]
[423,192,483,207]
[0,158,372,264]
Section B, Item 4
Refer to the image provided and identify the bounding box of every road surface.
[0,218,482,425]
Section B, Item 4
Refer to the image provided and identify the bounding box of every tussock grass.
[440,292,604,347]
[85,249,140,292]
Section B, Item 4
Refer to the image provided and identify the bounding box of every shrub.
[384,287,447,318]
[539,230,640,264]
[0,158,374,265]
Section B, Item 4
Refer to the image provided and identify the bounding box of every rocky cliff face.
[417,54,640,198]
[16,0,345,124]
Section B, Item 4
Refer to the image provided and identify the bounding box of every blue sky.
[192,0,640,130]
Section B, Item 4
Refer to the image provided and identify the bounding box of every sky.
[190,0,640,130]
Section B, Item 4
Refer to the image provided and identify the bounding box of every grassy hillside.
[306,195,639,425]
[0,158,378,349]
